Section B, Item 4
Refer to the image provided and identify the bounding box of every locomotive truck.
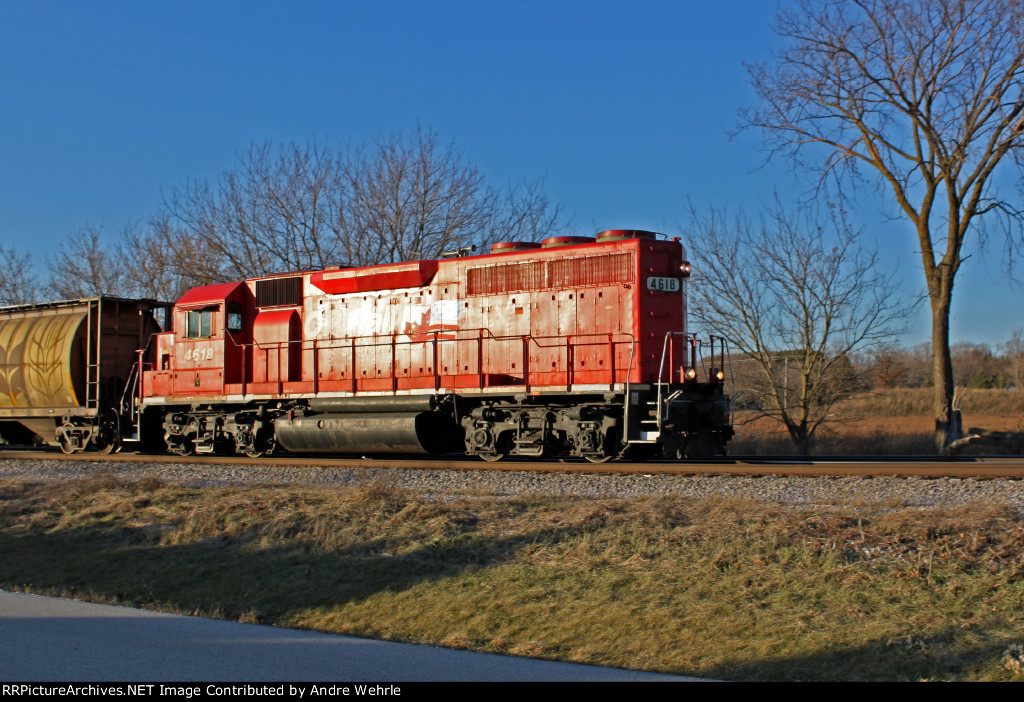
[0,229,733,462]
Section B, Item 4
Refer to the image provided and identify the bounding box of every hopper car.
[0,297,169,453]
[0,230,733,461]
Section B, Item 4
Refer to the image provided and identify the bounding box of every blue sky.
[1,0,1020,347]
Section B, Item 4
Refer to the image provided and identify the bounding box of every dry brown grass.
[730,388,1024,455]
[840,388,1024,418]
[3,475,1024,681]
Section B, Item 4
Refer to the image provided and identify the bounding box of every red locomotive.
[0,230,733,461]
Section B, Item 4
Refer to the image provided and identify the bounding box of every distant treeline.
[856,336,1024,390]
[725,334,1024,416]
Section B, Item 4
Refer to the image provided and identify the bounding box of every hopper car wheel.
[478,452,505,462]
[96,439,120,455]
[584,453,614,464]
[58,434,77,455]
[95,412,120,454]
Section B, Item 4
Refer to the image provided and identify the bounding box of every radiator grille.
[550,252,633,288]
[467,253,634,295]
[255,276,302,307]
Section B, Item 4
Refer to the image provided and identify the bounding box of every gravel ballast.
[2,454,1024,510]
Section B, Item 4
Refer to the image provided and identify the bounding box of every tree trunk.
[931,292,959,453]
[787,422,811,457]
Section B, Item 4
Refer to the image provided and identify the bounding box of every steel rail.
[2,450,1024,479]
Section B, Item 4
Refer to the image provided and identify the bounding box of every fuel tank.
[275,411,461,454]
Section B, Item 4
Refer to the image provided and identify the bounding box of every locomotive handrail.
[120,360,140,426]
[656,332,698,430]
[654,332,737,431]
[222,327,637,396]
[121,330,161,440]
[711,335,736,425]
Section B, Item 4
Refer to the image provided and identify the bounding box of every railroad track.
[2,449,1024,479]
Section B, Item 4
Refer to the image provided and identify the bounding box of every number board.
[645,276,680,292]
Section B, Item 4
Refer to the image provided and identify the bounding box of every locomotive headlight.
[715,370,725,381]
[685,368,697,380]
[679,261,692,277]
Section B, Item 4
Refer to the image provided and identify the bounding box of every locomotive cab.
[144,282,254,399]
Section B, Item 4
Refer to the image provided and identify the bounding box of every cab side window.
[226,302,243,334]
[186,308,215,339]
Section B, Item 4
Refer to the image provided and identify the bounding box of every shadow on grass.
[703,626,1020,682]
[4,489,1022,681]
[0,510,591,624]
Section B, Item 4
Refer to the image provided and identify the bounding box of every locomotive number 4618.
[646,276,680,292]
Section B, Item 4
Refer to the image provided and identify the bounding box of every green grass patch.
[3,474,1024,680]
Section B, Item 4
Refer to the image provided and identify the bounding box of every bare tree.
[47,226,129,299]
[164,140,346,280]
[866,343,910,389]
[343,126,494,265]
[687,202,911,454]
[0,244,38,306]
[43,129,568,307]
[742,0,1024,451]
[952,341,1007,388]
[487,177,573,244]
[160,127,567,279]
[44,218,212,303]
[119,216,216,301]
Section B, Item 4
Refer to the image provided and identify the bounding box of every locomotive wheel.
[473,430,511,462]
[244,439,276,458]
[582,427,619,463]
[168,439,196,457]
[623,444,658,462]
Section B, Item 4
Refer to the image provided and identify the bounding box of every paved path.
[0,591,702,681]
